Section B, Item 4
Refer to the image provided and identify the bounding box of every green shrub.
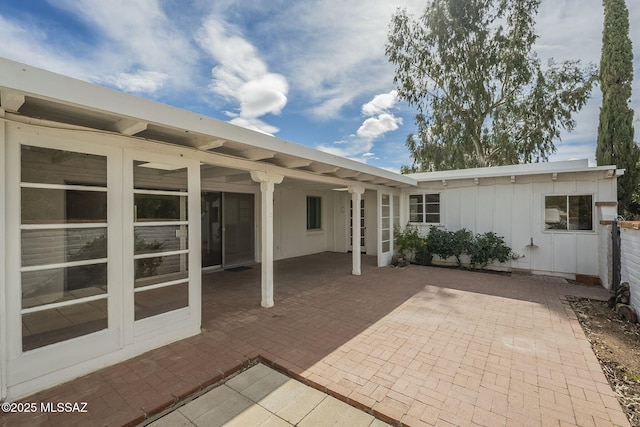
[470,232,511,268]
[425,227,453,260]
[394,224,426,261]
[427,227,511,268]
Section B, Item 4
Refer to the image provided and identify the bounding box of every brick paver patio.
[0,252,630,426]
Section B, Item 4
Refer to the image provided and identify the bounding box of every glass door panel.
[201,192,222,268]
[223,192,254,267]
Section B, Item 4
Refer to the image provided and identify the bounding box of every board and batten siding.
[406,171,616,277]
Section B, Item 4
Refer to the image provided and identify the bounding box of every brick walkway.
[0,253,630,426]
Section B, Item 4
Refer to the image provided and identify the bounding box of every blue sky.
[0,0,638,172]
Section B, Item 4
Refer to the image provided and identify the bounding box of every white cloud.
[357,114,403,139]
[318,90,403,162]
[196,17,288,135]
[317,136,376,163]
[50,0,198,91]
[240,1,425,119]
[362,90,398,116]
[102,70,169,94]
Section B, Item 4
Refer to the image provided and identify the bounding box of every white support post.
[349,186,365,276]
[251,171,283,308]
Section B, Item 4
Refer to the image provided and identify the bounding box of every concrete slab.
[298,395,353,427]
[272,384,327,424]
[149,364,385,427]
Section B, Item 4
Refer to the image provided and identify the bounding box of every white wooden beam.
[238,148,277,161]
[274,157,313,168]
[307,163,340,174]
[112,118,147,136]
[0,90,25,112]
[197,138,226,151]
[334,169,361,179]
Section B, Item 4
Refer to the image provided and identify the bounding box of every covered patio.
[0,253,629,426]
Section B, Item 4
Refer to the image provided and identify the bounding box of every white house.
[0,58,621,401]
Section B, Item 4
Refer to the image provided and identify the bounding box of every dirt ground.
[569,296,640,426]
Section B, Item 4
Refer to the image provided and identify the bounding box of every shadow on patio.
[1,252,627,427]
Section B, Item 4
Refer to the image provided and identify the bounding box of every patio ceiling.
[0,59,417,192]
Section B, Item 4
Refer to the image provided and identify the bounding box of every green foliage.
[596,0,639,218]
[70,234,107,283]
[134,234,164,279]
[427,228,511,268]
[386,0,596,172]
[394,224,427,261]
[470,232,512,267]
[426,227,472,266]
[425,227,455,260]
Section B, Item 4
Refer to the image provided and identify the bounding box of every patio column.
[251,171,284,308]
[348,186,365,276]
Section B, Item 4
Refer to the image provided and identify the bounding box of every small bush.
[470,232,511,268]
[394,224,425,261]
[427,227,511,269]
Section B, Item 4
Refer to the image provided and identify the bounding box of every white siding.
[410,171,615,277]
[273,188,342,261]
[620,226,640,316]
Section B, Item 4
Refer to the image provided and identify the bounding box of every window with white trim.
[306,196,322,230]
[544,195,593,231]
[409,193,440,224]
[133,161,189,320]
[20,145,109,351]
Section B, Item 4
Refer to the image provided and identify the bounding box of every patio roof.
[0,58,416,191]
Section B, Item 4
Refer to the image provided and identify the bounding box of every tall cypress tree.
[597,0,639,217]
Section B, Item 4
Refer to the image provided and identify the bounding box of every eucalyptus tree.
[387,0,597,172]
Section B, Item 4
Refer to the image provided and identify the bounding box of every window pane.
[306,196,321,230]
[382,218,390,229]
[135,283,188,320]
[22,188,107,224]
[22,299,108,351]
[22,264,107,309]
[382,205,390,217]
[426,213,440,224]
[22,228,107,267]
[425,194,440,203]
[135,226,187,254]
[135,194,187,222]
[425,204,440,214]
[569,195,593,230]
[382,229,390,241]
[393,195,400,219]
[21,145,107,187]
[382,194,390,205]
[382,241,390,252]
[135,254,188,288]
[545,196,568,230]
[134,161,187,191]
[409,195,423,222]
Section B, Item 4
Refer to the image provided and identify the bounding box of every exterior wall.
[407,172,617,276]
[273,187,338,260]
[620,223,640,316]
